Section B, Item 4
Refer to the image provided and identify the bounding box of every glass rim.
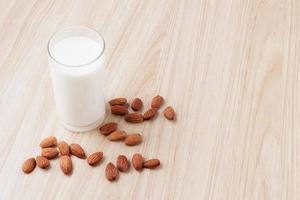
[47,26,105,68]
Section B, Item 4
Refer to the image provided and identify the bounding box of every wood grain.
[0,0,299,199]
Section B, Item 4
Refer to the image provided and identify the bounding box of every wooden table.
[0,0,299,199]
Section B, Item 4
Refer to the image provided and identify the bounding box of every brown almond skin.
[105,162,119,181]
[99,122,118,135]
[60,155,72,175]
[132,154,143,171]
[40,136,57,148]
[22,158,36,174]
[143,108,158,120]
[143,159,160,169]
[58,141,70,156]
[125,113,144,123]
[124,134,143,146]
[109,98,127,106]
[69,143,86,159]
[151,95,164,109]
[163,106,176,120]
[36,156,50,169]
[87,152,103,166]
[117,155,130,172]
[131,98,143,111]
[107,131,126,141]
[41,148,59,159]
[111,105,129,115]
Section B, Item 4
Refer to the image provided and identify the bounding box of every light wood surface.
[0,0,300,199]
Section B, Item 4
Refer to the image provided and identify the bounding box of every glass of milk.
[47,26,106,132]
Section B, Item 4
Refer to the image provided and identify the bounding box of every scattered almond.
[105,162,119,181]
[124,134,143,146]
[58,141,70,156]
[132,154,143,171]
[111,105,129,115]
[117,155,130,172]
[143,159,160,169]
[87,152,103,166]
[36,156,50,169]
[99,122,118,135]
[22,158,36,174]
[163,106,175,120]
[131,98,143,111]
[41,148,59,159]
[125,113,144,123]
[107,131,126,141]
[143,108,158,120]
[151,95,164,109]
[39,136,57,148]
[60,155,72,175]
[22,96,170,177]
[109,98,127,106]
[70,143,86,159]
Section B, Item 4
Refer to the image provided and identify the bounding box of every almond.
[99,122,118,135]
[105,162,119,181]
[39,136,57,148]
[107,131,126,141]
[36,156,50,169]
[131,98,143,111]
[124,134,143,146]
[58,141,70,156]
[87,152,103,166]
[117,155,130,172]
[109,98,127,106]
[163,106,176,120]
[60,155,72,175]
[111,105,129,115]
[143,159,160,169]
[132,154,143,171]
[22,158,36,174]
[151,95,164,109]
[41,148,59,159]
[70,143,86,159]
[143,108,158,120]
[125,113,144,123]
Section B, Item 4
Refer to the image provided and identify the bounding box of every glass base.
[60,116,104,132]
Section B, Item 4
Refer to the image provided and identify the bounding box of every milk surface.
[49,36,105,131]
[52,37,102,66]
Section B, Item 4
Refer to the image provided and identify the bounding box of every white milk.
[52,37,102,66]
[48,32,105,132]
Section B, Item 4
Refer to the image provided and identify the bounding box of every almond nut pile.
[109,95,175,121]
[99,121,142,146]
[22,136,160,181]
[105,154,160,181]
[101,95,176,146]
[22,95,175,182]
[22,136,103,175]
